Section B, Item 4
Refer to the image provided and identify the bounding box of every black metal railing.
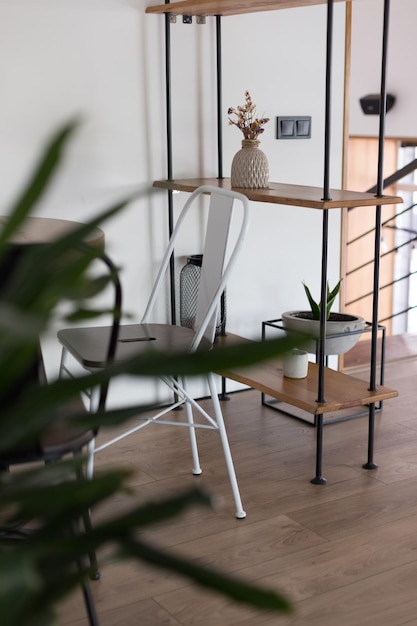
[345,159,417,327]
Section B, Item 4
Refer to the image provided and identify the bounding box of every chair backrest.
[0,246,122,465]
[92,250,122,411]
[141,185,250,351]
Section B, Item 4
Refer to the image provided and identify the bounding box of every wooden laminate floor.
[59,354,417,625]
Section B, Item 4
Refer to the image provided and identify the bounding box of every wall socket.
[182,15,193,23]
[276,116,312,139]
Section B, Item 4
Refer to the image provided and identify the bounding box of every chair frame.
[59,185,250,518]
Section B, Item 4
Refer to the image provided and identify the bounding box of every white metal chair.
[58,185,250,518]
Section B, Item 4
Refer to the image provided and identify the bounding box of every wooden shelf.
[153,178,403,210]
[146,0,353,17]
[215,335,398,415]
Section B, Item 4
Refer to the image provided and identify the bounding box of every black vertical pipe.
[376,0,390,199]
[311,414,326,484]
[317,0,334,404]
[322,0,333,203]
[165,12,173,182]
[369,209,381,392]
[365,403,377,468]
[318,211,329,404]
[216,16,223,179]
[370,0,390,392]
[165,11,176,323]
[364,0,391,471]
[216,15,228,400]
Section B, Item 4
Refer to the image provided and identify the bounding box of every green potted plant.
[282,279,365,356]
[0,121,297,625]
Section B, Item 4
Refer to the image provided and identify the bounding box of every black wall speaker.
[360,93,396,115]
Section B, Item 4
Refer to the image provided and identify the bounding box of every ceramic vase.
[231,139,269,189]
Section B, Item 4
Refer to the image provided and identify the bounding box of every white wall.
[0,0,347,401]
[349,0,417,138]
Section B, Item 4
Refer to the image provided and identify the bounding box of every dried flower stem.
[228,90,269,140]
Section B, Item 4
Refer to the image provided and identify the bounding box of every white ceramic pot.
[281,311,366,356]
[283,349,309,378]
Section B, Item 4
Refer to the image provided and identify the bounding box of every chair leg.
[181,377,202,475]
[70,513,100,625]
[89,385,101,413]
[75,463,100,580]
[77,559,100,626]
[86,439,95,481]
[85,386,101,481]
[207,373,246,519]
[59,347,68,379]
[80,504,100,581]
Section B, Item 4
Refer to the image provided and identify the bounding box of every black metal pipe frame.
[371,0,390,379]
[364,0,391,471]
[215,15,230,401]
[165,10,176,324]
[312,0,334,485]
[322,0,333,204]
[216,16,223,180]
[317,0,334,402]
[160,0,391,481]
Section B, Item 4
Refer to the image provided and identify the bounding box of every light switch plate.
[277,116,311,139]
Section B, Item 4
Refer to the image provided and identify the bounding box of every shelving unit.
[146,0,400,483]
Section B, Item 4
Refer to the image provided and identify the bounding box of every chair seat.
[58,323,211,369]
[40,425,94,460]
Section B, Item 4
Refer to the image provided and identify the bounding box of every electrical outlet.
[183,15,192,24]
[196,16,206,24]
[276,116,312,139]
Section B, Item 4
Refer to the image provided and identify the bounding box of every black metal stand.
[261,318,387,426]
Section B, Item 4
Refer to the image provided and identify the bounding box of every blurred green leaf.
[0,121,294,623]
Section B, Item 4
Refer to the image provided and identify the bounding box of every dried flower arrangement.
[228,90,270,140]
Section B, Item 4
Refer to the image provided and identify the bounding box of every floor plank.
[58,355,417,625]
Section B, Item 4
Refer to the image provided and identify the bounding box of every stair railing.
[345,158,417,326]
